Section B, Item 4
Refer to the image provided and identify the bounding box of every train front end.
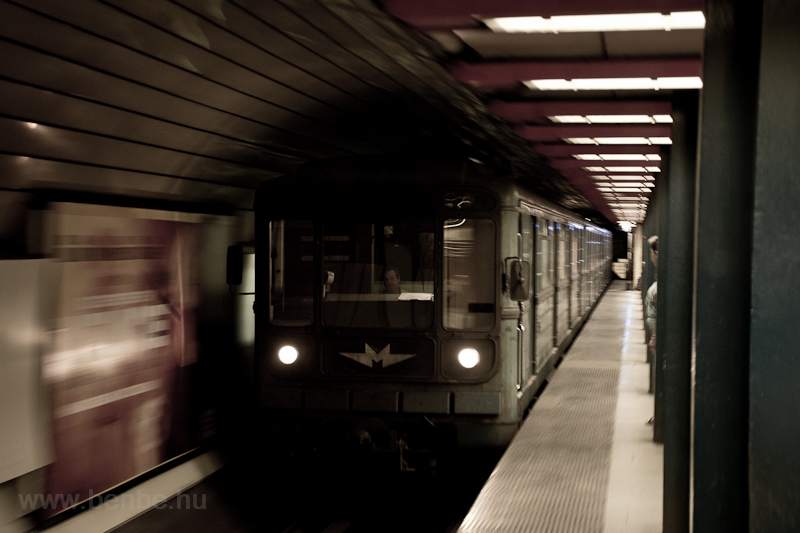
[253,164,521,471]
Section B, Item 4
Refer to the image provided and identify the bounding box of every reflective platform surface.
[459,281,663,533]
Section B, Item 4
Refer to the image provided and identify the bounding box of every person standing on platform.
[644,236,658,425]
[645,236,658,355]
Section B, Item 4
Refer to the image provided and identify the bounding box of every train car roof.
[255,155,610,232]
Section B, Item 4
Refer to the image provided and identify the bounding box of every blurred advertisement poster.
[42,203,202,516]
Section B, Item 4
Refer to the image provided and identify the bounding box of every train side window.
[536,219,553,291]
[270,220,314,326]
[443,218,495,331]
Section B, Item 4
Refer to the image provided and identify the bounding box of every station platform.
[459,280,663,533]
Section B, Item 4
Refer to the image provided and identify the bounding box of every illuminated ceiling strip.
[550,115,673,124]
[483,11,705,33]
[598,187,652,193]
[574,153,662,161]
[524,77,703,91]
[583,166,660,172]
[592,178,656,183]
[567,137,672,145]
[592,174,655,181]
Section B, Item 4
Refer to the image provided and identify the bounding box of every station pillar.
[661,91,697,533]
[693,0,759,531]
[747,0,800,530]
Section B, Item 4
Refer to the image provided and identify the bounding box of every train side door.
[519,214,535,383]
[555,222,570,345]
[579,228,589,313]
[534,216,555,373]
[570,226,580,327]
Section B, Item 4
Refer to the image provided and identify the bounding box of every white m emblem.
[339,343,416,368]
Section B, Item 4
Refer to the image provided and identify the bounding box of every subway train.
[246,156,612,470]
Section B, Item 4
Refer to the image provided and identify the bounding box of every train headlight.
[278,345,298,365]
[458,348,480,368]
[442,340,494,380]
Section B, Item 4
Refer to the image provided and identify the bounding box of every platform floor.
[459,281,663,533]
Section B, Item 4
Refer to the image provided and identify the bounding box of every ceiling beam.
[450,58,702,89]
[549,159,661,170]
[381,0,705,30]
[533,144,662,157]
[489,100,673,122]
[562,169,656,182]
[515,124,671,141]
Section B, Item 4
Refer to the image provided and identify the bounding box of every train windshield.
[443,218,496,330]
[322,221,434,328]
[270,220,314,326]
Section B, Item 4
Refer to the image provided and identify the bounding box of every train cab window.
[270,220,314,326]
[322,221,434,328]
[443,218,495,331]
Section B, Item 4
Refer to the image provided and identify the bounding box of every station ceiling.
[1,0,703,225]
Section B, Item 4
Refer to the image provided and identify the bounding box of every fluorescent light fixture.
[574,154,661,161]
[567,137,668,145]
[597,137,652,144]
[587,115,655,123]
[551,115,674,124]
[550,115,591,123]
[592,175,652,180]
[657,76,704,89]
[604,166,649,172]
[566,137,672,145]
[565,138,600,144]
[525,77,703,91]
[483,11,706,33]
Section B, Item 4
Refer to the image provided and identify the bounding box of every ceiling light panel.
[483,11,706,33]
[574,154,661,161]
[524,77,703,91]
[550,115,674,124]
[592,174,655,181]
[567,137,655,144]
[603,166,650,172]
[566,137,672,145]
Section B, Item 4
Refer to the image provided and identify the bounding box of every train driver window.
[443,218,495,331]
[270,220,314,326]
[322,221,434,328]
